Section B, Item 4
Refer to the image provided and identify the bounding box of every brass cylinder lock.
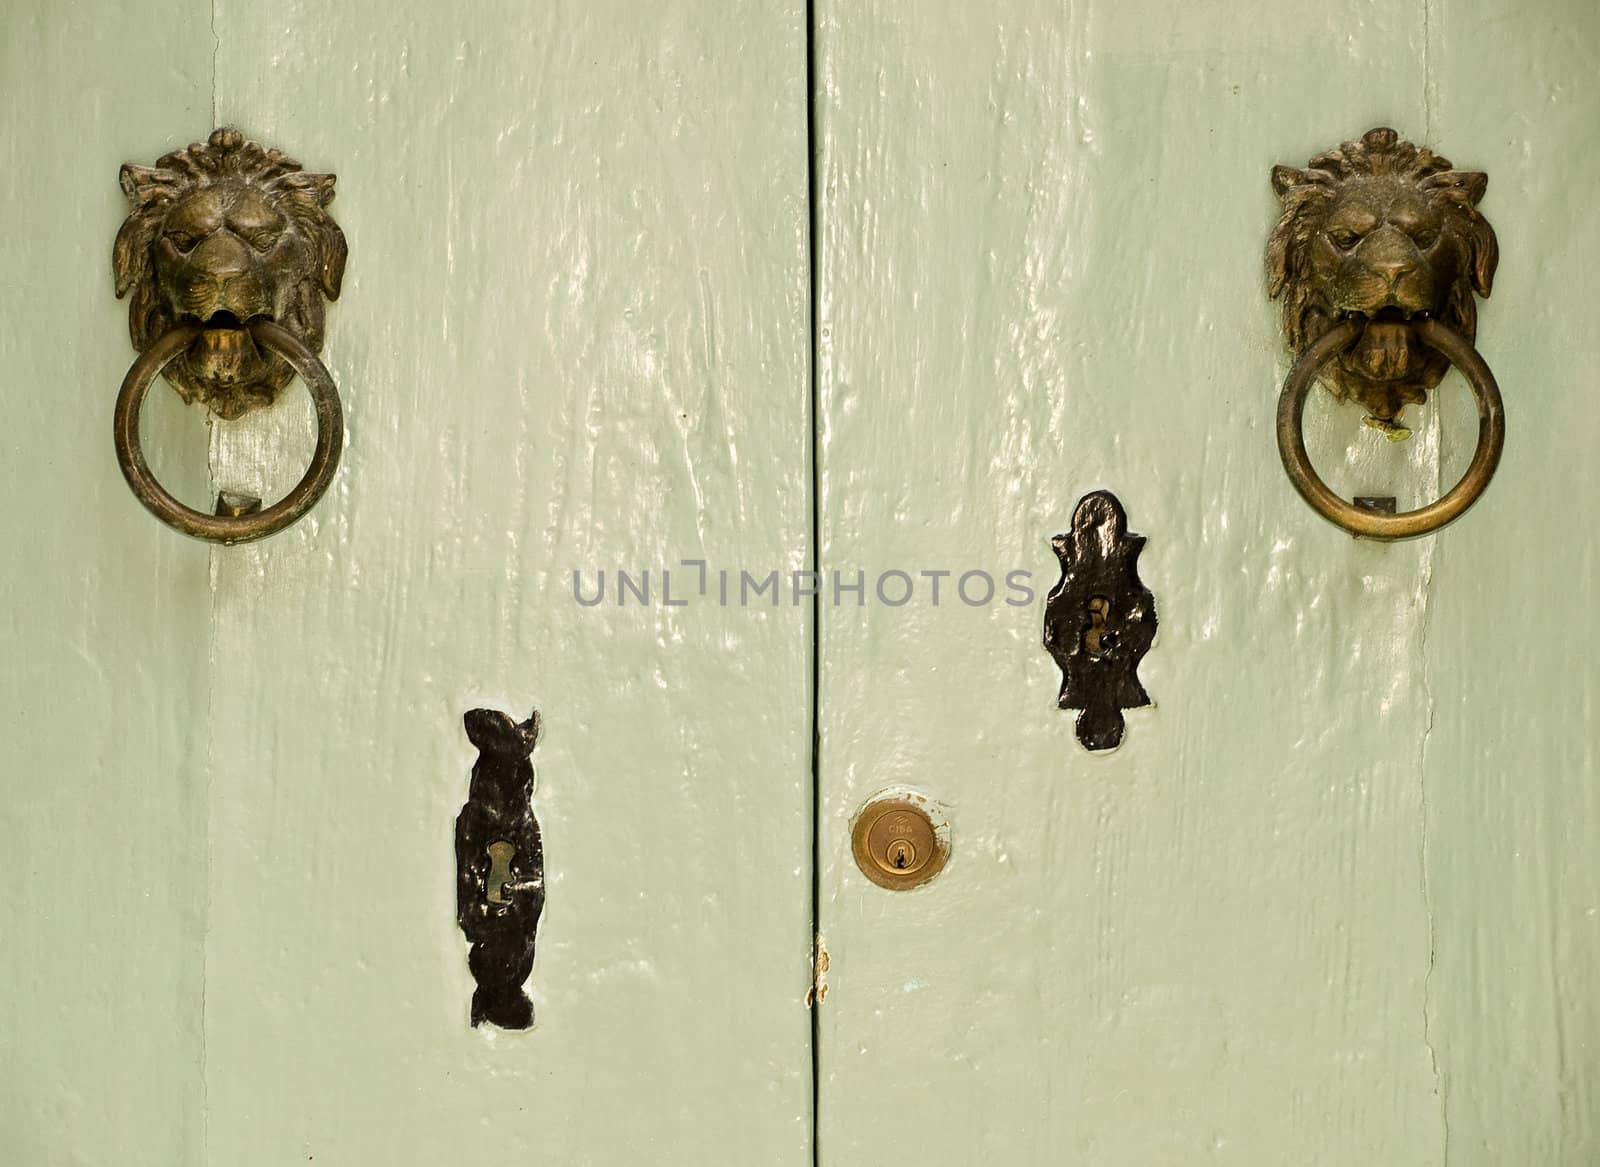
[851,796,947,891]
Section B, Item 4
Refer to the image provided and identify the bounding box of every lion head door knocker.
[1267,127,1505,539]
[456,707,545,1030]
[1042,491,1157,752]
[111,128,348,543]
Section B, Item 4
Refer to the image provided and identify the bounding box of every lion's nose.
[1357,227,1423,290]
[1372,256,1418,287]
[190,235,253,284]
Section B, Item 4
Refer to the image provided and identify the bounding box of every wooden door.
[5,1,1597,1165]
[2,2,814,1164]
[812,2,1599,1165]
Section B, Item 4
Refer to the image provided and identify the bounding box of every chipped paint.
[808,934,831,1007]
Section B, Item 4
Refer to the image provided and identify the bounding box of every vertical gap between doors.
[804,1,823,1164]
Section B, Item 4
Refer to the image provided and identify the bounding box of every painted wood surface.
[0,4,216,1163]
[6,1,813,1163]
[199,2,814,1162]
[1424,2,1600,1160]
[6,1,1597,1164]
[812,1,1596,1164]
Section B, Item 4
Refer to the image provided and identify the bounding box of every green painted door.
[811,3,1599,1165]
[4,1,1596,1165]
[3,2,814,1163]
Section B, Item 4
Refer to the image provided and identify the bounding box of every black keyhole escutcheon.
[1042,491,1157,753]
[456,707,545,1030]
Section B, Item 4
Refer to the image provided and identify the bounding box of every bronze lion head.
[1267,127,1497,423]
[113,129,347,419]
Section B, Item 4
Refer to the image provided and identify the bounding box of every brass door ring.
[1276,317,1505,541]
[113,320,344,545]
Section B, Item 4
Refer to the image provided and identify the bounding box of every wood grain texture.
[1424,1,1600,1161]
[9,3,1595,1162]
[196,1,813,1162]
[0,4,215,1164]
[813,2,1463,1163]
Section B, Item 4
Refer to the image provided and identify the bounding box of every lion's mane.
[113,128,347,411]
[1267,127,1497,374]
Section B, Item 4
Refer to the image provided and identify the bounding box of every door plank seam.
[804,1,824,1164]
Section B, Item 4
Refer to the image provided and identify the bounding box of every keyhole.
[1084,596,1114,657]
[485,841,516,904]
[886,839,916,870]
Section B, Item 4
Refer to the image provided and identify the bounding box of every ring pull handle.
[113,320,344,545]
[111,129,348,543]
[1266,128,1504,540]
[1276,318,1505,540]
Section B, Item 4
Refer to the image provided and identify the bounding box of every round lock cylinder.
[851,796,947,890]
